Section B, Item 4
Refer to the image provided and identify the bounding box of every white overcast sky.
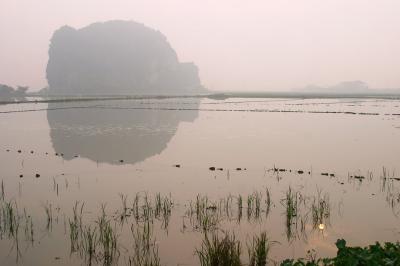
[1,0,400,91]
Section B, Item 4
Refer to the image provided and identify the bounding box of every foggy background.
[1,0,400,92]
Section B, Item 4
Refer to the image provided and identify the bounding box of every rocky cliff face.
[46,20,205,95]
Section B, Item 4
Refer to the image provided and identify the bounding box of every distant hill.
[46,20,206,95]
[298,81,400,95]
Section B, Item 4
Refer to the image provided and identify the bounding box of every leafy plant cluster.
[282,239,400,266]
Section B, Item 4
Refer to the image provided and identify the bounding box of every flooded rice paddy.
[0,97,400,265]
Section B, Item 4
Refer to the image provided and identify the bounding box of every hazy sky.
[1,0,400,91]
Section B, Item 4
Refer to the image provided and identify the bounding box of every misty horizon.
[1,3,400,264]
[1,1,400,92]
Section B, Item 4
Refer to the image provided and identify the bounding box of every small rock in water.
[217,168,223,171]
[60,153,64,156]
[6,149,10,152]
[30,151,34,154]
[74,155,79,158]
[330,173,335,177]
[173,164,181,168]
[45,152,48,155]
[19,174,23,178]
[279,168,286,172]
[54,257,61,260]
[18,150,22,153]
[308,171,311,174]
[119,160,124,163]
[35,174,40,178]
[321,173,329,176]
[236,168,242,171]
[55,153,58,156]
[209,167,216,171]
[297,170,304,174]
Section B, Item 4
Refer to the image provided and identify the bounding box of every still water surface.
[0,97,400,265]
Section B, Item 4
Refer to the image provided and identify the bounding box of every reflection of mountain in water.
[47,100,199,164]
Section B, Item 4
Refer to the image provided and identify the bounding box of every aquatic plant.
[281,239,400,266]
[283,187,298,240]
[43,202,53,231]
[196,232,241,266]
[247,232,271,266]
[311,191,330,230]
[81,226,98,265]
[129,220,160,266]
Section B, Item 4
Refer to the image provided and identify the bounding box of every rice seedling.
[69,218,80,252]
[1,180,4,201]
[23,208,34,244]
[132,193,139,222]
[155,193,162,218]
[1,200,21,239]
[237,195,243,223]
[69,201,84,252]
[196,232,241,266]
[311,191,330,230]
[254,192,262,218]
[247,194,254,219]
[160,194,173,230]
[98,217,119,265]
[247,232,271,266]
[219,194,233,219]
[119,193,129,223]
[282,187,299,241]
[129,221,160,266]
[265,188,271,217]
[43,202,53,231]
[246,191,263,220]
[188,195,220,232]
[81,226,98,265]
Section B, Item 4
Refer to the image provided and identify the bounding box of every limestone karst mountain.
[46,20,206,95]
